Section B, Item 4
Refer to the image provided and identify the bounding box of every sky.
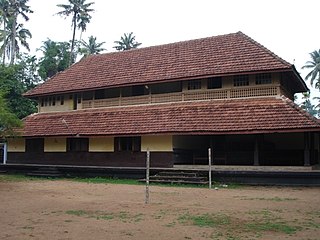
[25,0,320,98]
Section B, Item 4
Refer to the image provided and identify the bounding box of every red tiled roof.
[21,97,320,137]
[25,32,303,97]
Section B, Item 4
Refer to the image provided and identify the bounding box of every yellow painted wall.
[7,138,25,152]
[89,137,114,152]
[44,138,66,152]
[141,135,173,152]
[39,95,74,113]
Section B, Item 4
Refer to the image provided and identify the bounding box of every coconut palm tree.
[78,35,105,58]
[113,32,142,51]
[0,20,31,62]
[302,50,320,89]
[56,0,94,65]
[300,92,319,117]
[0,0,10,64]
[7,0,33,65]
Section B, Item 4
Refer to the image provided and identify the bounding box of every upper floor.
[24,32,308,113]
[37,71,300,113]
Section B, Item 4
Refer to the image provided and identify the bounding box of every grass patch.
[97,214,114,220]
[245,209,303,235]
[65,210,87,216]
[72,177,141,185]
[242,196,298,202]
[65,209,144,223]
[178,213,230,228]
[0,174,45,182]
[246,221,299,234]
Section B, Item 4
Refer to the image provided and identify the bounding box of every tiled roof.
[21,97,320,137]
[25,32,301,97]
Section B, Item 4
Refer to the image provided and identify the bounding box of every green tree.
[7,0,33,65]
[18,53,40,89]
[0,0,10,64]
[300,92,319,117]
[302,50,320,89]
[56,0,94,65]
[0,90,21,138]
[0,64,37,119]
[0,19,32,63]
[37,39,71,80]
[78,35,105,58]
[113,32,142,51]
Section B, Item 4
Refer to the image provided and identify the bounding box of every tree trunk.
[69,12,77,66]
[2,20,6,65]
[10,14,17,65]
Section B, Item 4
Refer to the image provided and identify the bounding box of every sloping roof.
[21,97,320,137]
[25,32,306,97]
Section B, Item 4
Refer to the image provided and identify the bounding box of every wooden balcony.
[82,85,280,109]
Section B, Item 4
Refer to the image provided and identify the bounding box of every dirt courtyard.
[0,177,319,240]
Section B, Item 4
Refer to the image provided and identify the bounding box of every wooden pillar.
[304,132,311,166]
[311,133,315,165]
[318,132,320,164]
[254,135,260,166]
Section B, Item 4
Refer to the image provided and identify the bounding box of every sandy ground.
[0,178,319,240]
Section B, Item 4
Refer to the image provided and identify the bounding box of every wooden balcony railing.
[82,85,280,109]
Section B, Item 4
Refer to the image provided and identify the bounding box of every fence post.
[145,148,150,204]
[208,148,212,189]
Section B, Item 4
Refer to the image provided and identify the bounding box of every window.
[105,88,120,98]
[67,138,89,152]
[60,96,64,105]
[256,73,272,85]
[151,81,182,94]
[26,138,44,152]
[187,80,202,90]
[83,91,94,100]
[132,85,145,96]
[95,89,105,99]
[207,77,222,89]
[77,94,82,104]
[233,75,249,87]
[41,98,44,107]
[115,137,141,152]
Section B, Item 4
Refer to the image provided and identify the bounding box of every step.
[141,179,209,185]
[37,167,59,171]
[151,175,208,182]
[31,170,61,174]
[0,170,7,174]
[156,171,198,177]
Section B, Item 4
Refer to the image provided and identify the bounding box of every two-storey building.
[6,32,320,168]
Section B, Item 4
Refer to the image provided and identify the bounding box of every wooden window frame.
[115,137,141,152]
[26,138,44,153]
[255,73,272,85]
[187,80,202,90]
[67,138,89,152]
[233,75,249,87]
[207,77,222,89]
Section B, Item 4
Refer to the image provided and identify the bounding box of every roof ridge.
[280,95,320,125]
[238,31,292,67]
